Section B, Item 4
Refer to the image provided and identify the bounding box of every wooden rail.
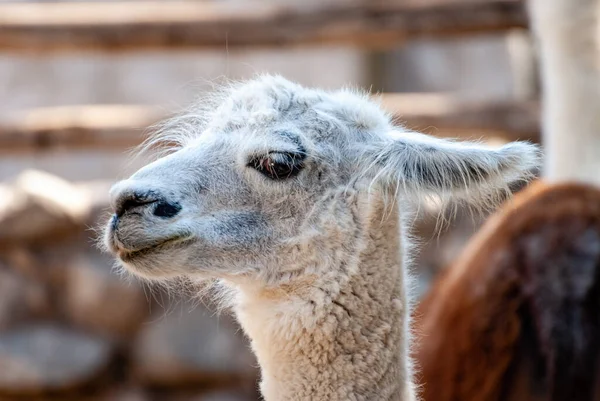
[0,105,161,153]
[0,0,527,53]
[0,95,540,154]
[379,94,539,142]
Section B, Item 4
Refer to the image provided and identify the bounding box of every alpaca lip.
[115,235,193,262]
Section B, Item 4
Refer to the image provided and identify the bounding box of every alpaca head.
[104,75,539,284]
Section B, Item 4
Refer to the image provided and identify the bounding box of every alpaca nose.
[112,185,181,218]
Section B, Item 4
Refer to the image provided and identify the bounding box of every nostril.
[115,190,160,217]
[124,199,156,213]
[113,187,179,218]
[153,201,181,218]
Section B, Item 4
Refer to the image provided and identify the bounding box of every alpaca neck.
[232,193,415,401]
[529,0,600,186]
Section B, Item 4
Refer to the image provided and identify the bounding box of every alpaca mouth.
[115,235,194,263]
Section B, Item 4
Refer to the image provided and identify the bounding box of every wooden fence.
[0,0,536,153]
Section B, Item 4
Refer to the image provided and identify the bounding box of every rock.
[0,264,50,329]
[194,390,258,401]
[168,390,258,401]
[63,250,148,340]
[82,388,257,401]
[0,324,114,395]
[109,388,149,401]
[90,387,149,401]
[132,302,257,387]
[0,170,91,245]
[75,179,112,227]
[1,247,39,278]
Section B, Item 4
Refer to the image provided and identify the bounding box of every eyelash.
[249,152,305,180]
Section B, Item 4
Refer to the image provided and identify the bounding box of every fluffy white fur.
[104,76,540,400]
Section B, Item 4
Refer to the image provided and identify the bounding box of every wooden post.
[528,0,600,185]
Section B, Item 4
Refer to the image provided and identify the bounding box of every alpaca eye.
[250,152,304,180]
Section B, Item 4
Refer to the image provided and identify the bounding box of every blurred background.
[0,0,556,400]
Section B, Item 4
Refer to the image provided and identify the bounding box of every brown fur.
[415,182,600,401]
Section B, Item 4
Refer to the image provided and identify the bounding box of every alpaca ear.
[368,130,541,201]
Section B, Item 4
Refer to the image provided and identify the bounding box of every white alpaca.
[104,76,539,401]
[528,0,600,185]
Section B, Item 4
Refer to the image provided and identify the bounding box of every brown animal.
[416,182,600,401]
